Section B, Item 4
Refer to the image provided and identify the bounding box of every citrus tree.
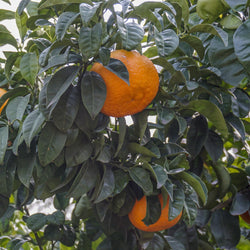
[0,0,250,249]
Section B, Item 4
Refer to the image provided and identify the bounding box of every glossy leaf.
[81,71,106,120]
[20,53,38,85]
[79,23,102,62]
[17,0,30,15]
[226,113,246,140]
[0,126,8,165]
[22,109,45,148]
[25,213,47,232]
[56,12,79,40]
[230,192,250,216]
[164,143,187,156]
[39,0,92,9]
[38,122,67,166]
[80,2,100,26]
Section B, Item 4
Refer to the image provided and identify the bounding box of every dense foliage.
[0,0,250,249]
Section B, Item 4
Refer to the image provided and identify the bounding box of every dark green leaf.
[60,225,76,246]
[114,117,126,157]
[210,209,240,249]
[0,24,18,49]
[117,15,144,51]
[129,167,153,195]
[81,71,106,120]
[230,192,250,216]
[143,195,161,226]
[94,166,115,203]
[151,164,168,189]
[168,188,184,220]
[23,109,45,148]
[79,23,102,62]
[74,194,92,219]
[56,12,80,40]
[46,211,65,225]
[80,2,100,26]
[233,89,250,118]
[157,107,175,125]
[204,130,223,162]
[208,34,247,86]
[4,52,22,80]
[46,66,79,108]
[226,113,246,140]
[113,169,129,195]
[25,213,47,232]
[155,28,179,57]
[67,161,98,199]
[132,110,149,141]
[187,115,208,158]
[164,143,187,156]
[165,236,185,250]
[65,133,92,168]
[233,19,250,74]
[52,85,80,132]
[20,53,38,85]
[17,0,30,15]
[17,153,36,188]
[38,122,67,166]
[128,142,158,158]
[0,126,8,165]
[183,100,228,138]
[44,224,62,241]
[104,58,130,85]
[0,195,9,218]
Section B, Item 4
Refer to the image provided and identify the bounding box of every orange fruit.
[91,50,159,117]
[128,194,182,232]
[0,88,8,114]
[240,210,250,224]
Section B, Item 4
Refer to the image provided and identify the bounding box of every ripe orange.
[0,88,8,114]
[91,50,159,117]
[128,194,182,232]
[240,210,250,224]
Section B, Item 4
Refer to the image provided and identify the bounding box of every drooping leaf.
[52,85,80,132]
[20,53,39,85]
[23,109,45,148]
[0,126,8,165]
[230,192,250,216]
[183,100,228,138]
[233,88,250,118]
[79,23,102,62]
[56,12,80,40]
[81,71,106,120]
[168,188,185,220]
[210,209,241,249]
[46,66,79,108]
[15,11,28,42]
[38,122,67,166]
[0,25,18,49]
[0,10,15,21]
[94,166,115,203]
[129,167,153,195]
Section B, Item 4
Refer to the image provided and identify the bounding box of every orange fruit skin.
[128,194,182,232]
[0,88,8,114]
[240,211,250,224]
[91,50,159,117]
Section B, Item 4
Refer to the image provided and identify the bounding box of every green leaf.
[46,66,79,108]
[129,167,153,195]
[25,213,47,232]
[183,100,228,138]
[113,169,129,195]
[17,153,35,188]
[114,117,126,157]
[0,10,15,21]
[225,113,246,141]
[164,143,187,156]
[104,58,130,85]
[208,33,247,86]
[184,191,198,226]
[23,109,45,148]
[230,192,250,216]
[65,133,92,168]
[117,15,144,51]
[186,115,208,158]
[220,14,242,29]
[79,23,102,62]
[20,53,38,85]
[38,122,67,166]
[0,126,8,165]
[152,164,168,189]
[81,71,106,120]
[204,130,223,162]
[189,24,228,47]
[94,166,115,203]
[233,19,250,74]
[233,89,250,118]
[52,85,80,132]
[15,11,28,42]
[17,0,30,15]
[44,224,62,241]
[168,188,184,220]
[210,209,240,249]
[46,211,65,225]
[80,2,100,26]
[0,195,9,220]
[155,28,179,57]
[128,142,158,158]
[6,95,30,124]
[26,1,38,16]
[165,236,185,250]
[67,161,98,199]
[0,25,18,49]
[56,12,80,40]
[39,0,92,9]
[143,195,161,226]
[132,110,149,141]
[4,52,23,80]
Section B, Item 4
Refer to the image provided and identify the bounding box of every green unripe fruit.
[197,0,230,22]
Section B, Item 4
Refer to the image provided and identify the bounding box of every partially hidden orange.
[91,50,159,117]
[128,194,182,232]
[0,88,8,114]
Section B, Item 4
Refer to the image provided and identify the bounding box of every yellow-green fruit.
[197,0,230,22]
